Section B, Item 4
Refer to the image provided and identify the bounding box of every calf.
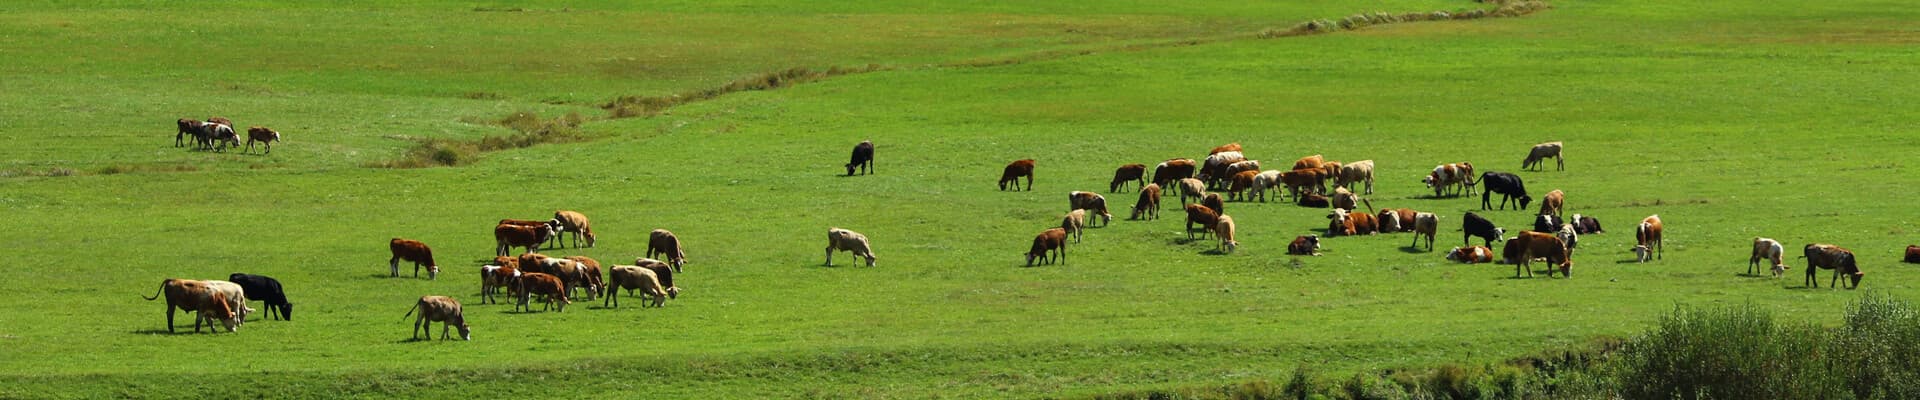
[1335,160,1375,195]
[998,159,1035,191]
[227,273,292,321]
[1201,193,1225,216]
[1411,212,1439,251]
[1507,231,1572,278]
[389,238,439,279]
[1110,163,1147,192]
[1749,238,1787,277]
[142,279,237,333]
[1445,246,1495,263]
[1479,172,1531,210]
[1804,243,1863,289]
[1571,214,1604,234]
[550,210,596,248]
[826,228,877,267]
[175,118,202,148]
[604,265,669,308]
[1184,204,1219,240]
[404,296,470,340]
[244,126,280,154]
[1632,215,1663,262]
[1068,191,1113,227]
[647,229,688,272]
[493,223,551,257]
[1131,183,1161,220]
[1153,159,1197,189]
[1462,212,1505,247]
[514,272,570,312]
[1249,170,1282,203]
[1025,228,1068,267]
[1226,170,1259,202]
[1213,215,1238,253]
[1061,209,1086,243]
[846,140,874,176]
[1521,141,1564,171]
[1421,162,1476,197]
[480,264,519,304]
[1177,178,1208,206]
[1538,189,1565,218]
[1288,235,1322,256]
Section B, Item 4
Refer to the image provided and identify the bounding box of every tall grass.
[1616,294,1920,399]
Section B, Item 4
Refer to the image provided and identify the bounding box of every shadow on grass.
[131,329,215,335]
[1398,246,1433,254]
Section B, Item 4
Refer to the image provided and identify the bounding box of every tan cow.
[404,296,470,341]
[1335,160,1375,195]
[826,228,876,267]
[550,210,596,248]
[141,279,237,333]
[605,265,669,308]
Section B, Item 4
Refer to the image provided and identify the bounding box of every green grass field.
[2,0,1917,398]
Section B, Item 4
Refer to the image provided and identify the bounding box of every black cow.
[228,273,293,321]
[846,140,874,176]
[1463,212,1505,247]
[1571,214,1604,234]
[1480,172,1532,210]
[1533,214,1563,234]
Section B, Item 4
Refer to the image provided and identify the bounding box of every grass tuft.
[376,111,587,168]
[0,167,78,178]
[605,65,890,118]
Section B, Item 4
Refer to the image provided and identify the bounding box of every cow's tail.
[402,301,420,320]
[1361,198,1376,215]
[141,279,170,301]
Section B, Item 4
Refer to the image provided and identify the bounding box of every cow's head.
[845,162,858,176]
[666,286,681,299]
[1559,261,1573,277]
[457,322,472,341]
[1446,247,1464,261]
[1518,195,1534,210]
[428,265,439,280]
[864,255,877,267]
[1849,272,1865,289]
[281,303,294,321]
[1631,245,1652,262]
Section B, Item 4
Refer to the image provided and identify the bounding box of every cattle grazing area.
[3,0,1918,398]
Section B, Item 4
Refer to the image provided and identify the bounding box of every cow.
[516,253,552,275]
[1506,231,1572,278]
[389,238,439,279]
[1061,209,1086,243]
[1213,215,1238,253]
[1335,160,1376,195]
[1223,160,1262,182]
[846,140,874,176]
[1538,189,1565,218]
[1556,223,1580,256]
[1288,235,1322,256]
[404,296,470,341]
[1110,163,1147,193]
[1249,170,1282,203]
[1571,214,1604,234]
[1068,191,1113,227]
[1462,212,1505,247]
[1632,215,1663,262]
[648,229,689,272]
[1184,204,1219,240]
[141,279,237,333]
[175,118,202,148]
[493,223,550,257]
[1227,170,1259,202]
[604,265,669,308]
[1421,162,1476,197]
[202,280,253,325]
[1522,141,1564,171]
[1131,183,1162,221]
[227,273,292,321]
[514,272,569,312]
[535,257,592,301]
[1025,228,1068,267]
[1210,142,1242,155]
[1907,245,1920,264]
[550,210,595,248]
[1296,192,1330,208]
[1803,243,1863,289]
[1411,212,1439,251]
[1200,151,1246,189]
[826,228,877,267]
[1327,208,1378,237]
[1331,187,1359,212]
[632,258,682,299]
[1376,208,1416,233]
[244,126,280,154]
[1178,178,1208,206]
[1153,159,1198,189]
[998,159,1035,191]
[197,122,240,151]
[480,264,519,304]
[564,256,604,300]
[498,218,558,248]
[1292,154,1324,171]
[1280,168,1329,200]
[1533,215,1564,235]
[1445,246,1495,263]
[1479,172,1531,210]
[1749,238,1788,277]
[1202,193,1226,217]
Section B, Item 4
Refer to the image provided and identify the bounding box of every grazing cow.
[1227,170,1259,202]
[1533,215,1564,235]
[1223,160,1262,182]
[1335,160,1376,195]
[1153,159,1198,189]
[536,258,592,301]
[1906,245,1920,264]
[243,126,280,154]
[516,253,552,275]
[1632,215,1664,262]
[1249,170,1282,203]
[1210,142,1242,155]
[1280,168,1329,200]
[1803,243,1863,289]
[199,122,240,151]
[1506,231,1573,278]
[227,273,292,321]
[1331,187,1359,212]
[1061,210,1086,243]
[175,118,201,148]
[1200,151,1246,189]
[480,264,519,304]
[389,238,440,279]
[514,272,569,312]
[1296,192,1330,208]
[647,229,689,272]
[1288,235,1322,256]
[825,228,877,267]
[1421,162,1476,197]
[1521,141,1564,171]
[404,296,470,341]
[998,159,1035,191]
[1025,228,1068,267]
[1749,238,1788,277]
[493,223,550,257]
[1202,193,1226,216]
[1320,160,1343,181]
[1110,163,1147,193]
[1213,215,1238,253]
[142,279,237,333]
[1068,191,1113,227]
[604,265,670,308]
[550,210,596,248]
[1177,178,1208,206]
[1326,208,1378,237]
[1292,154,1324,171]
[846,140,874,176]
[1131,183,1162,220]
[1479,172,1532,210]
[564,256,604,299]
[1556,223,1580,255]
[202,280,253,325]
[1184,204,1220,240]
[1538,190,1565,218]
[1571,214,1604,234]
[632,258,682,299]
[1411,212,1439,251]
[1445,246,1495,263]
[1462,212,1505,247]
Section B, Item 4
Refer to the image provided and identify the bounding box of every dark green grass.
[1,0,1917,398]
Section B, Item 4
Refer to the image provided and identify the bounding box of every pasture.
[2,0,1917,398]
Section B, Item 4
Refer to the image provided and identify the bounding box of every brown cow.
[1538,189,1565,218]
[1210,142,1242,155]
[631,258,681,299]
[1292,154,1324,171]
[1227,170,1259,202]
[1110,163,1147,193]
[389,238,439,279]
[564,256,604,299]
[1288,235,1322,256]
[1632,215,1663,262]
[550,210,595,248]
[514,272,569,312]
[1184,204,1219,240]
[1906,245,1920,264]
[1280,168,1329,200]
[1202,193,1225,216]
[1025,228,1068,267]
[1153,159,1198,189]
[141,279,237,333]
[998,159,1035,191]
[494,223,550,257]
[480,264,519,304]
[604,265,669,308]
[498,218,557,248]
[1507,231,1572,278]
[1804,243,1863,289]
[1069,191,1113,227]
[404,296,470,341]
[175,118,202,148]
[1131,183,1162,220]
[244,126,280,154]
[647,229,688,272]
[516,253,551,275]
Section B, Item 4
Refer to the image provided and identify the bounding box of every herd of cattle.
[173,116,281,154]
[144,137,1902,338]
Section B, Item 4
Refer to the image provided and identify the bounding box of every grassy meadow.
[2,0,1918,398]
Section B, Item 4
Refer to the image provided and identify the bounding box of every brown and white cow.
[479,264,519,304]
[826,228,877,267]
[141,279,237,333]
[1025,228,1068,267]
[1200,151,1246,189]
[389,238,439,279]
[564,256,604,299]
[1749,237,1787,277]
[1111,163,1147,193]
[1326,208,1378,237]
[494,223,551,257]
[1804,243,1863,289]
[1411,212,1439,251]
[244,126,280,154]
[1421,162,1476,197]
[999,159,1036,191]
[1288,235,1322,256]
[1227,170,1259,202]
[1210,142,1242,155]
[1069,191,1113,227]
[1445,246,1495,263]
[550,210,595,248]
[404,296,470,340]
[1632,215,1663,262]
[648,229,688,272]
